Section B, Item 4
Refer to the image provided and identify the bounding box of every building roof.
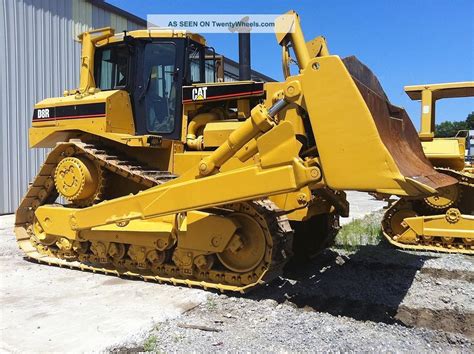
[222,57,276,82]
[87,0,147,27]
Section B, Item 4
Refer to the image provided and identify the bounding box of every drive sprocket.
[54,155,104,207]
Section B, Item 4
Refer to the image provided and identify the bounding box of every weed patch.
[334,212,382,250]
[143,334,157,352]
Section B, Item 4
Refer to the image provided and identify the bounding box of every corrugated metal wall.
[0,0,144,214]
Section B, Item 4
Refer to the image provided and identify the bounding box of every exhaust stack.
[238,32,251,81]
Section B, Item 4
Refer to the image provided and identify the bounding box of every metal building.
[0,0,273,214]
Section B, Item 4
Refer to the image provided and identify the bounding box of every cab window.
[142,43,177,134]
[94,45,129,90]
[187,43,204,83]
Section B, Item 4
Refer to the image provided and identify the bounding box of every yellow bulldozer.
[382,82,474,253]
[15,11,456,292]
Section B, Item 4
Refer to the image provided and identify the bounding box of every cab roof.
[405,81,474,101]
[96,29,206,47]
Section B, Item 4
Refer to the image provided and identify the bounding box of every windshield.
[94,45,129,90]
[143,43,177,134]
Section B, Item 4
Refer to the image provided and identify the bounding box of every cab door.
[133,40,185,140]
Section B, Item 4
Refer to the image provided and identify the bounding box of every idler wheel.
[217,213,267,273]
[389,209,418,238]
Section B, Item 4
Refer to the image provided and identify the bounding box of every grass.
[206,295,217,310]
[334,212,383,251]
[143,334,158,352]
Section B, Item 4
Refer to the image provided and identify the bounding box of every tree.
[435,112,473,137]
[466,112,474,130]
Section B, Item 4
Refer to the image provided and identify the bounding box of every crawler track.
[15,141,293,293]
[382,168,473,254]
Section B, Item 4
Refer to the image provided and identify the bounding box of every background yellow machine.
[382,82,474,253]
[15,11,455,292]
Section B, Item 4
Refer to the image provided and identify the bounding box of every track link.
[382,168,473,254]
[15,141,293,293]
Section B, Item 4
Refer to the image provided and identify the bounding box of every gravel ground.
[135,294,470,352]
[118,243,473,352]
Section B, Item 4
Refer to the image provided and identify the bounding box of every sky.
[108,0,474,128]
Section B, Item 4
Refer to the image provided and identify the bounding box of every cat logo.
[191,87,208,101]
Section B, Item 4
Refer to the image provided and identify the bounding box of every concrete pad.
[0,215,207,352]
[340,191,386,225]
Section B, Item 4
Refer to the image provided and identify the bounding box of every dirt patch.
[396,306,474,338]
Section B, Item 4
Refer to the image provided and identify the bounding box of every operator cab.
[93,32,213,140]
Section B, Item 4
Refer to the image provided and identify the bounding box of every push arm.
[39,99,323,231]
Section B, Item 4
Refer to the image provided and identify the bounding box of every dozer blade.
[299,54,457,196]
[342,56,457,194]
[343,56,456,192]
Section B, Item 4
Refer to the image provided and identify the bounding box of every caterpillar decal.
[182,82,264,103]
